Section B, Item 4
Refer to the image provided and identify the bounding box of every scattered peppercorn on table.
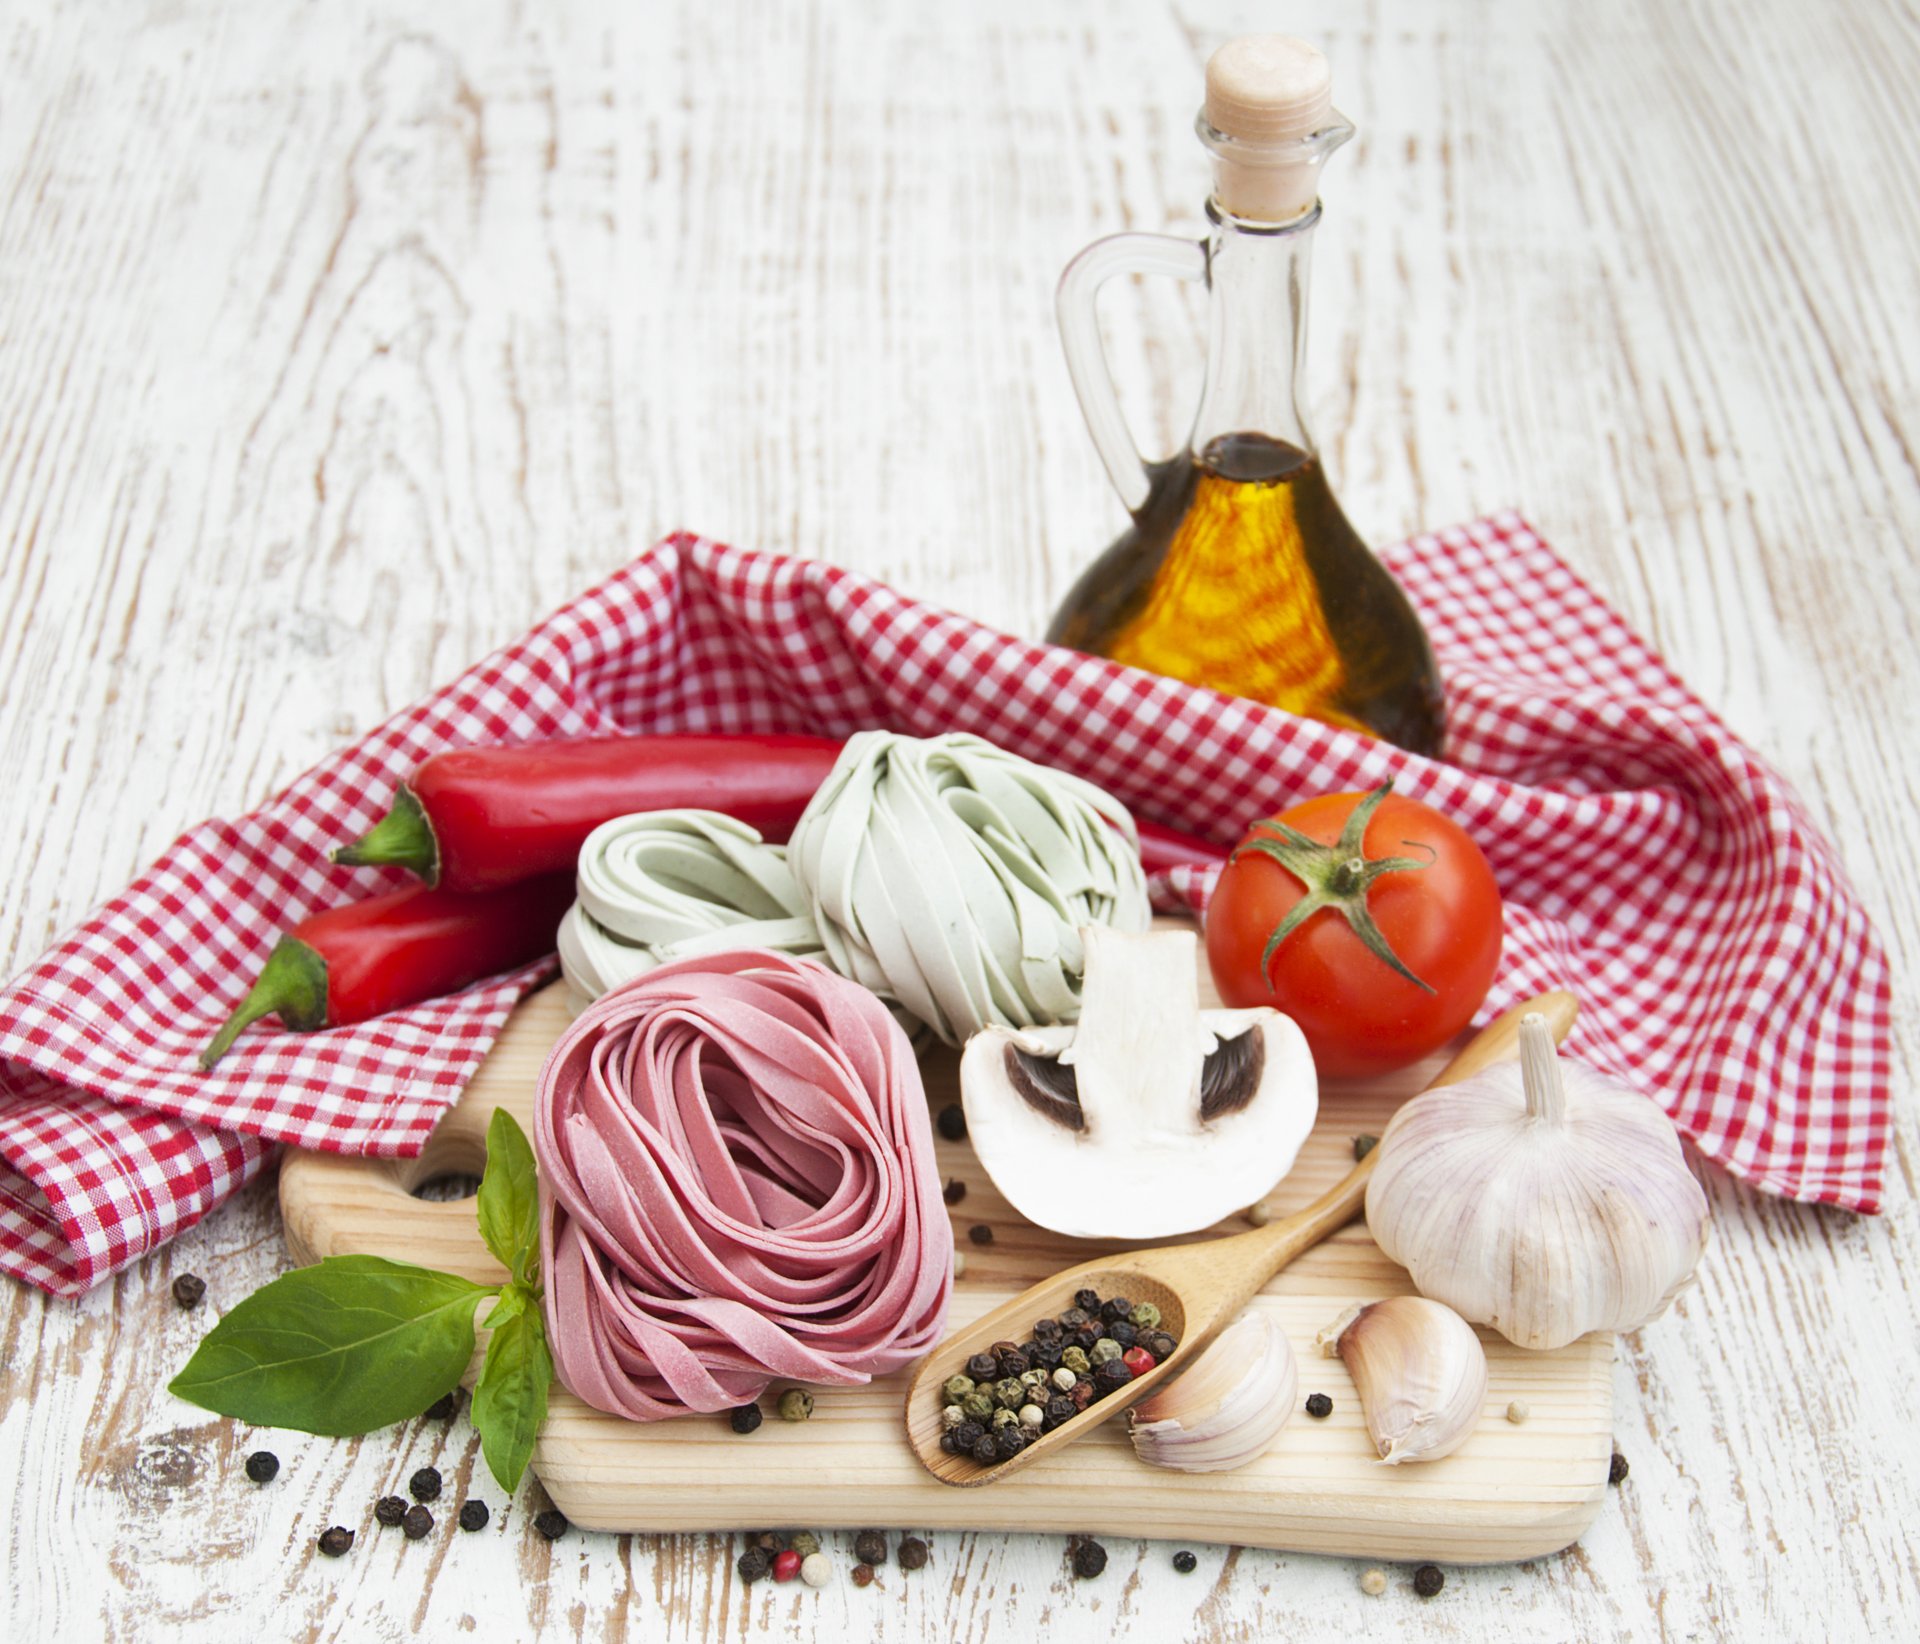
[4,1,1916,1641]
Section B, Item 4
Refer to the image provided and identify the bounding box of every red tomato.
[1204,786,1503,1078]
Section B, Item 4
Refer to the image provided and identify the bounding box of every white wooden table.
[3,2,1915,1638]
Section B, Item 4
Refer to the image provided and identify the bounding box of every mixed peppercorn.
[937,1289,1179,1468]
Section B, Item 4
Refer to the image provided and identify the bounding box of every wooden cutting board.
[279,941,1614,1564]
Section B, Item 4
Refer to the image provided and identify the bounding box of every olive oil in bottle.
[1048,36,1444,757]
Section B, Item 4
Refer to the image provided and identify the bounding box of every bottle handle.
[1056,232,1210,515]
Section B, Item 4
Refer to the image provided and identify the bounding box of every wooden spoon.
[905,990,1579,1485]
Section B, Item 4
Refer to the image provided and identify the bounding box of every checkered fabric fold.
[0,517,1892,1295]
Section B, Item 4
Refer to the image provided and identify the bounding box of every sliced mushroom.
[959,925,1318,1239]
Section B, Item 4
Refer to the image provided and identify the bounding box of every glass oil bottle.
[1048,36,1445,756]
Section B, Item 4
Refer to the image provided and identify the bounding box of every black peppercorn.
[1092,1358,1133,1393]
[1070,1538,1107,1579]
[965,1351,999,1381]
[1173,1549,1197,1573]
[754,1531,787,1553]
[943,1177,967,1205]
[534,1509,569,1541]
[1030,1340,1063,1370]
[171,1273,206,1309]
[1044,1395,1076,1427]
[1100,1296,1132,1323]
[1074,1288,1101,1312]
[939,1430,959,1454]
[989,1338,1020,1359]
[954,1420,985,1449]
[729,1402,763,1434]
[1609,1450,1630,1485]
[402,1504,433,1540]
[738,1546,772,1584]
[1068,1381,1094,1410]
[422,1389,459,1421]
[898,1536,929,1571]
[1070,1324,1101,1351]
[997,1350,1030,1378]
[1032,1316,1064,1345]
[317,1525,354,1558]
[854,1529,888,1566]
[244,1450,279,1484]
[1059,1306,1091,1330]
[993,1426,1026,1461]
[1305,1393,1333,1418]
[968,1224,993,1246]
[409,1466,441,1502]
[936,1104,967,1141]
[1144,1331,1178,1360]
[1107,1319,1137,1350]
[1354,1134,1379,1161]
[459,1499,489,1532]
[1413,1564,1445,1598]
[374,1495,407,1527]
[970,1434,999,1464]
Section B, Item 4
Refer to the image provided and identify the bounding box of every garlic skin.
[1319,1297,1487,1465]
[1129,1310,1297,1472]
[1365,1013,1711,1351]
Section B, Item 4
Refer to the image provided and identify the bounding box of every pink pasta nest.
[535,948,954,1420]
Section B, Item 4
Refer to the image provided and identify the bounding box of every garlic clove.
[1129,1310,1297,1472]
[1318,1297,1487,1465]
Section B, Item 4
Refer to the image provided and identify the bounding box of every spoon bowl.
[906,991,1579,1486]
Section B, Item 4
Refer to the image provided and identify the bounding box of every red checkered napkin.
[0,516,1892,1295]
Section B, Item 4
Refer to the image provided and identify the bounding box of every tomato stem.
[1232,782,1439,994]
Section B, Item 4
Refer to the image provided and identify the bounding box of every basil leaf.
[483,1284,528,1330]
[471,1301,553,1492]
[477,1107,540,1286]
[169,1255,493,1436]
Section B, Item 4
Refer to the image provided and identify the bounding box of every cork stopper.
[1201,36,1348,224]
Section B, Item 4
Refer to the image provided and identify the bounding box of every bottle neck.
[1189,204,1320,465]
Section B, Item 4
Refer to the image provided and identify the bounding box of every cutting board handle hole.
[409,1171,482,1203]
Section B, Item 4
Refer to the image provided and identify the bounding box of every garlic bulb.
[1318,1297,1486,1464]
[1365,1013,1711,1350]
[1129,1310,1296,1472]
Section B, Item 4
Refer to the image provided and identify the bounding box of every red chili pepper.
[199,875,576,1068]
[334,731,1228,893]
[333,734,846,892]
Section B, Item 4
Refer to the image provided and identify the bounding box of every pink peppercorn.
[1122,1347,1155,1376]
[773,1549,802,1582]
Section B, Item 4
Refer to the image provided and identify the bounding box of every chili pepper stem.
[330,786,440,884]
[199,936,331,1068]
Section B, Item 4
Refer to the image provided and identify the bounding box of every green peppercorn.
[943,1374,976,1404]
[993,1376,1026,1409]
[1020,1368,1048,1391]
[778,1388,814,1422]
[1128,1302,1161,1330]
[791,1531,821,1558]
[1090,1338,1123,1366]
[961,1391,995,1422]
[1061,1346,1090,1375]
[991,1407,1018,1429]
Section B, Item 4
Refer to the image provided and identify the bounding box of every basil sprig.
[170,1107,555,1491]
